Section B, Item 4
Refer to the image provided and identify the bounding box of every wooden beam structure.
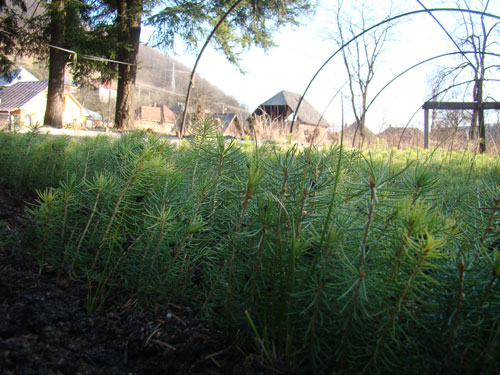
[422,102,500,110]
[422,101,500,151]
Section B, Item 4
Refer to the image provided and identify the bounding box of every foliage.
[0,0,48,75]
[146,0,315,68]
[1,130,500,374]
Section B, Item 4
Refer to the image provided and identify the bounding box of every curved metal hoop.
[181,5,500,142]
[289,8,500,134]
[366,51,500,116]
[179,0,244,138]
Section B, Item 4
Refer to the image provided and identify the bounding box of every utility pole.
[170,62,176,91]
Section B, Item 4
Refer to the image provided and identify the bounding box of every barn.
[250,90,331,144]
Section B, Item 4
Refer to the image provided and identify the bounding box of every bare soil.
[0,184,276,375]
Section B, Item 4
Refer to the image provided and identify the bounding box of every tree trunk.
[359,89,368,139]
[477,78,485,153]
[114,0,142,130]
[469,75,480,140]
[44,0,66,128]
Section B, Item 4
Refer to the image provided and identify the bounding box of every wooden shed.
[212,113,244,137]
[252,90,329,127]
[250,90,331,144]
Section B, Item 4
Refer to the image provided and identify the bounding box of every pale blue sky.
[142,0,500,133]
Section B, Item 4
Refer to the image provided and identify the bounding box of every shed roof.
[253,90,329,127]
[213,113,238,132]
[0,81,48,111]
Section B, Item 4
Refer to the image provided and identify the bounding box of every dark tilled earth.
[0,184,275,375]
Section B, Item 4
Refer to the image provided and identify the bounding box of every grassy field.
[1,122,499,374]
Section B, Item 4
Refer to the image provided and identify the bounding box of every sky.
[141,0,500,133]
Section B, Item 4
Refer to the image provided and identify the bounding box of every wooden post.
[478,79,485,153]
[424,107,429,149]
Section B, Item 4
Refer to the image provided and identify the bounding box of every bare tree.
[328,0,396,147]
[426,68,448,130]
[425,68,470,131]
[452,0,500,151]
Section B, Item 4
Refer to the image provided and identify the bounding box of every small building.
[0,67,39,87]
[377,126,423,148]
[92,80,117,104]
[212,113,244,137]
[253,90,329,127]
[250,90,331,144]
[136,105,177,133]
[0,80,85,128]
[83,108,104,128]
[337,122,376,147]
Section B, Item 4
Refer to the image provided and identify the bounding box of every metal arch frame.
[289,8,500,135]
[178,0,245,138]
[181,4,500,147]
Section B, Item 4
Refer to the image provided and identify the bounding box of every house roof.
[0,67,39,86]
[91,79,117,90]
[162,105,177,122]
[139,105,178,123]
[0,81,48,111]
[253,90,329,127]
[213,113,238,132]
[342,122,375,138]
[140,106,162,122]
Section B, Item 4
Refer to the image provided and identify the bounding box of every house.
[377,126,422,148]
[0,67,39,87]
[250,90,331,144]
[83,108,104,128]
[92,80,117,103]
[212,113,244,137]
[338,122,376,147]
[139,105,162,123]
[0,80,85,128]
[136,105,177,132]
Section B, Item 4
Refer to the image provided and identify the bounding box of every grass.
[1,122,500,374]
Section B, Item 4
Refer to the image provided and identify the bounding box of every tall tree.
[0,0,24,75]
[44,0,119,127]
[327,0,396,147]
[0,0,47,76]
[455,0,499,151]
[0,0,64,127]
[44,0,66,128]
[114,0,142,129]
[1,0,120,127]
[111,0,314,129]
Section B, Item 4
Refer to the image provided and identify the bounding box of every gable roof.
[213,113,238,132]
[0,67,39,86]
[162,105,177,122]
[343,122,375,138]
[139,105,178,123]
[0,81,48,111]
[253,90,329,127]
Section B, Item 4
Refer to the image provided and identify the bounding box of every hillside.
[14,44,249,124]
[135,45,248,115]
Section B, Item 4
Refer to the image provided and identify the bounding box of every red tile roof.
[139,105,177,123]
[140,106,162,122]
